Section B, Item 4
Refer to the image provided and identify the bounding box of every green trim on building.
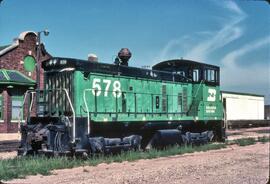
[0,69,36,86]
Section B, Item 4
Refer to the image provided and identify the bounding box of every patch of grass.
[1,136,266,181]
[233,137,256,146]
[0,156,82,181]
[257,136,270,143]
[0,143,226,181]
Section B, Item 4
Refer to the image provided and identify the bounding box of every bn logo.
[207,89,216,102]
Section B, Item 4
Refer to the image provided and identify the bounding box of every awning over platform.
[0,69,35,87]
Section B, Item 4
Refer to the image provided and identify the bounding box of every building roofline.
[0,42,19,56]
[0,44,11,51]
[221,90,264,97]
[0,31,37,57]
[18,31,37,41]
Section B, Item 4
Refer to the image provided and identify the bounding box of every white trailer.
[221,91,264,121]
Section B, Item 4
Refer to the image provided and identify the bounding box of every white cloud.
[221,36,270,91]
[156,1,247,63]
[158,38,184,61]
[153,1,270,103]
[184,25,244,61]
[221,36,270,67]
[184,1,246,61]
[153,35,191,65]
[223,0,246,15]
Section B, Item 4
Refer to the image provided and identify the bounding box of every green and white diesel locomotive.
[18,49,225,156]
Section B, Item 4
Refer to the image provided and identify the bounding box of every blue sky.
[0,0,269,103]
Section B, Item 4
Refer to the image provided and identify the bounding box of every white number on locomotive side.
[92,78,102,96]
[92,78,121,98]
[103,79,111,97]
[112,80,121,98]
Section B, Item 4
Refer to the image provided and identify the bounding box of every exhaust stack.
[115,48,132,66]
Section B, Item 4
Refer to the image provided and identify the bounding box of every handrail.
[82,88,192,98]
[83,88,192,120]
[29,92,35,116]
[18,90,35,139]
[223,107,227,129]
[19,89,76,143]
[83,89,93,135]
[45,88,76,143]
[187,80,204,115]
[61,88,76,143]
[19,90,35,126]
[193,79,204,98]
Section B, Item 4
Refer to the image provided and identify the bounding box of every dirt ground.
[1,127,270,184]
[5,143,269,184]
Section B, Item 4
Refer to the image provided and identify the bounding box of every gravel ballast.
[6,142,269,184]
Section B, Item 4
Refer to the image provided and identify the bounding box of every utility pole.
[35,29,49,115]
[36,29,49,90]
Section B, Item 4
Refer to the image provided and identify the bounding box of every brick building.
[0,31,51,133]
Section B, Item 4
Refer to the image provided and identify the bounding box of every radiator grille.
[44,72,73,116]
[182,87,188,113]
[177,93,182,112]
[162,85,167,112]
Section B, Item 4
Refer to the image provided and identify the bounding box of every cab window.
[205,69,217,82]
[193,69,199,82]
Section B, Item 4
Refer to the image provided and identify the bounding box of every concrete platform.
[0,133,21,141]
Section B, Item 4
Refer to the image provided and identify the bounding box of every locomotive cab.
[153,59,224,140]
[152,59,220,86]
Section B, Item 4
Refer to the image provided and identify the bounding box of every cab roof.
[152,59,219,71]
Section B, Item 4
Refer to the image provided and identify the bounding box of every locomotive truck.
[18,49,225,156]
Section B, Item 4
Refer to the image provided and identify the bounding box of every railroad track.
[0,140,19,152]
[0,126,269,153]
[226,120,270,129]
